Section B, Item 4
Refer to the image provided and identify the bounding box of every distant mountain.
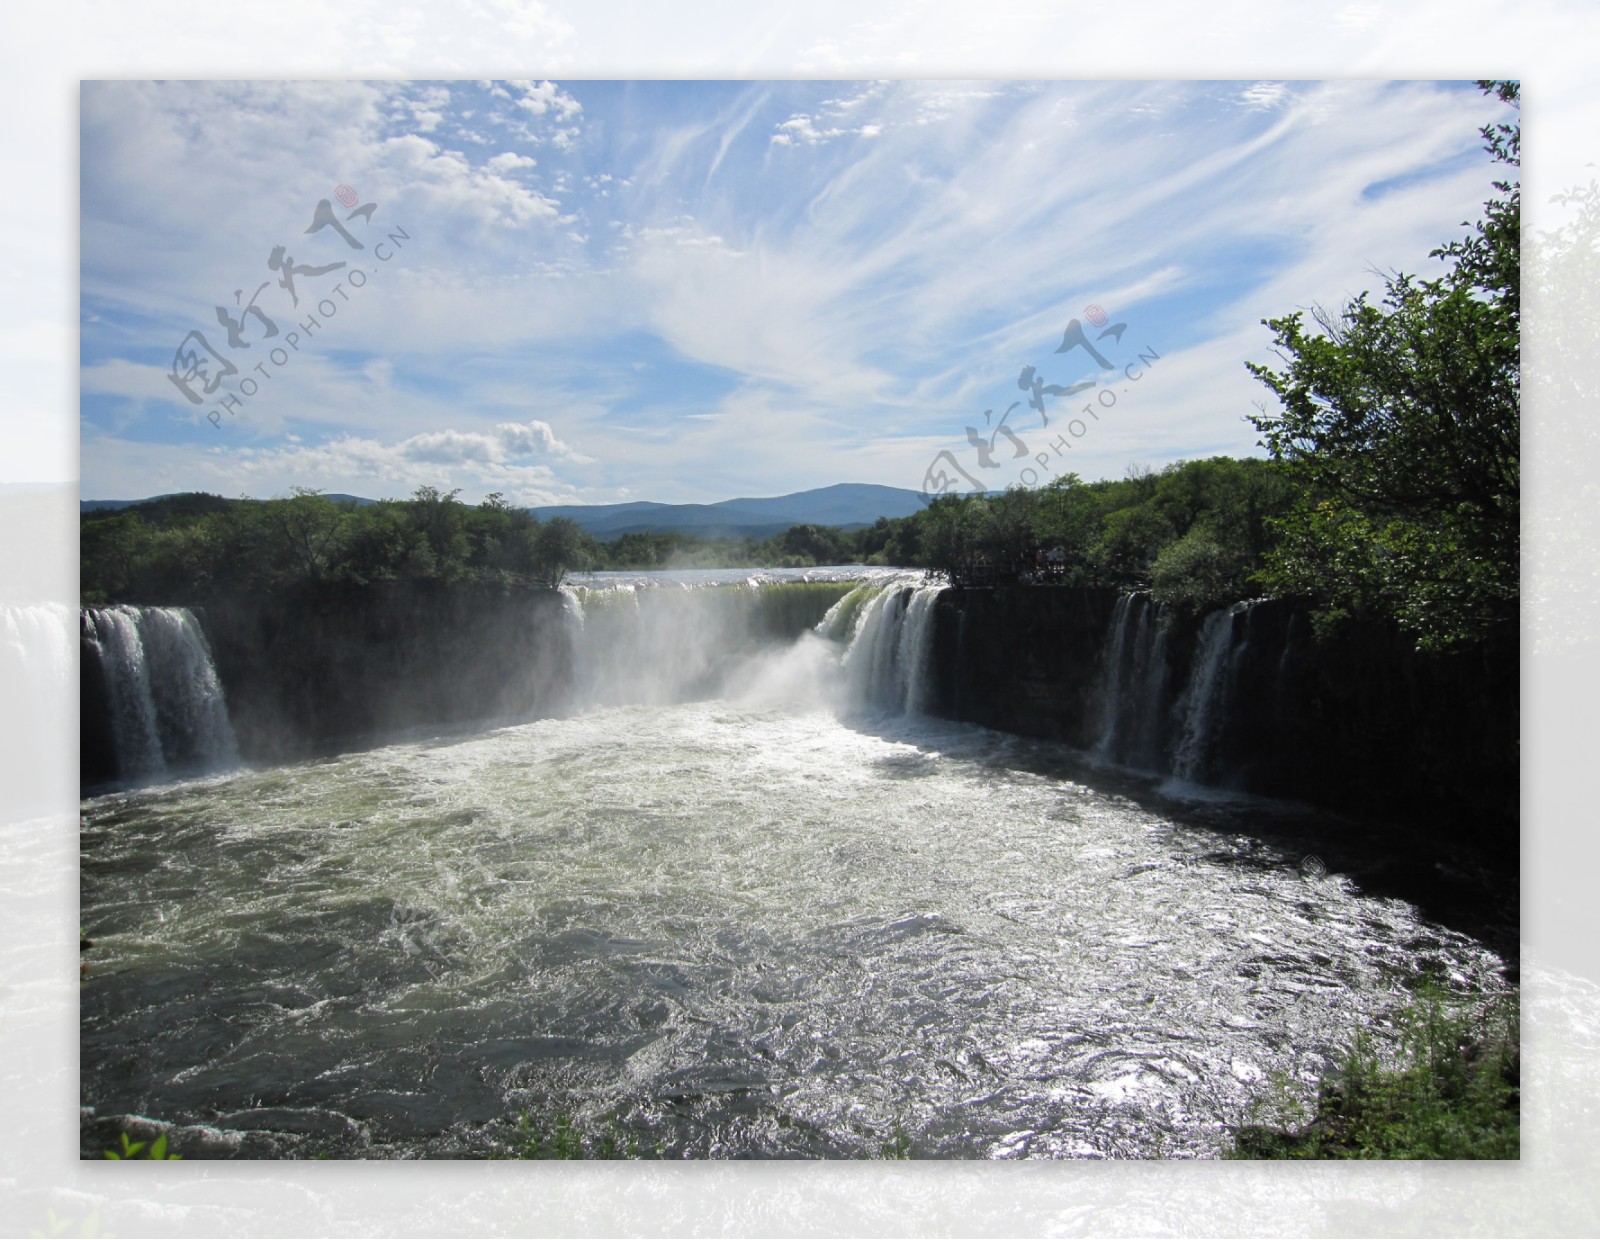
[81,492,377,513]
[80,483,930,540]
[530,484,929,540]
[81,498,150,512]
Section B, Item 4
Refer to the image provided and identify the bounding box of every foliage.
[530,516,593,588]
[1149,527,1249,615]
[81,487,605,602]
[1246,81,1519,650]
[876,1125,913,1159]
[81,457,1302,610]
[103,1130,181,1160]
[1227,985,1519,1159]
[877,458,1294,594]
[495,1111,660,1160]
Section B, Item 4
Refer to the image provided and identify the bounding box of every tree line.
[77,456,1292,618]
[79,486,909,602]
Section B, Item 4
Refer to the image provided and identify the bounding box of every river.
[78,574,1509,1159]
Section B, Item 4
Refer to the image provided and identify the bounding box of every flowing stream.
[79,575,1508,1159]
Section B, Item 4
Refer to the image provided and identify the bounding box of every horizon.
[80,477,923,507]
[81,79,1509,509]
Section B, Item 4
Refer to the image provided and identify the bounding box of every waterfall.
[83,605,239,784]
[1095,594,1136,754]
[815,583,879,643]
[835,580,944,714]
[1170,601,1255,786]
[1094,594,1172,771]
[562,580,855,708]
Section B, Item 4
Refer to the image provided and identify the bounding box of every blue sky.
[80,79,1510,506]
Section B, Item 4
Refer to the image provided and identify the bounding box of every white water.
[84,605,239,783]
[838,581,943,714]
[1095,594,1173,773]
[80,576,1509,1160]
[1170,602,1263,787]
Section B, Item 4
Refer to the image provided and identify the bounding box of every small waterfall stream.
[1093,595,1272,789]
[1170,603,1254,786]
[831,580,944,715]
[1094,594,1172,772]
[82,605,239,783]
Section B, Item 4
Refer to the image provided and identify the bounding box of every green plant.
[1227,986,1518,1159]
[876,1125,913,1159]
[103,1131,181,1160]
[497,1111,659,1160]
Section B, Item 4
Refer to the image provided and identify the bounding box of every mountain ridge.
[80,483,932,539]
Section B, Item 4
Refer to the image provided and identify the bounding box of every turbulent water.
[79,576,1508,1160]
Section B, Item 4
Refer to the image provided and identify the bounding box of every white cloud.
[486,151,537,173]
[84,416,591,507]
[400,419,581,465]
[378,132,561,226]
[81,79,1520,505]
[509,79,582,120]
[1239,81,1288,110]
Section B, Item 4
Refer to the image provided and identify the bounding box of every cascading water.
[1094,594,1172,772]
[83,605,239,783]
[1170,601,1257,787]
[1096,594,1136,752]
[562,580,857,709]
[834,580,944,714]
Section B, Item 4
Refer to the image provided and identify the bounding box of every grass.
[495,1111,663,1160]
[102,1130,181,1160]
[1226,984,1519,1159]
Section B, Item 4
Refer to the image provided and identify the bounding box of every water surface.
[81,611,1505,1158]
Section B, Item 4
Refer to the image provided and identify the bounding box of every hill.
[531,483,928,539]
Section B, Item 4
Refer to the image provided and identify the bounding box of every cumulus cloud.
[510,80,582,120]
[216,418,590,503]
[486,151,537,173]
[379,133,561,226]
[400,419,578,465]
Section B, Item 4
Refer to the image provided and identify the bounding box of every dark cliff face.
[199,582,577,765]
[82,583,1516,859]
[927,587,1122,749]
[927,587,1518,851]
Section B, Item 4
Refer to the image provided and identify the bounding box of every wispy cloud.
[81,79,1512,503]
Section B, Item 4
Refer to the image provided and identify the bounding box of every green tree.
[973,487,1039,575]
[777,523,850,565]
[531,516,595,588]
[1246,81,1519,649]
[919,494,981,578]
[1150,525,1250,615]
[1091,503,1175,585]
[81,511,154,602]
[404,486,471,582]
[265,487,349,586]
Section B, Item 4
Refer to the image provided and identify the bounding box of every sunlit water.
[79,587,1507,1160]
